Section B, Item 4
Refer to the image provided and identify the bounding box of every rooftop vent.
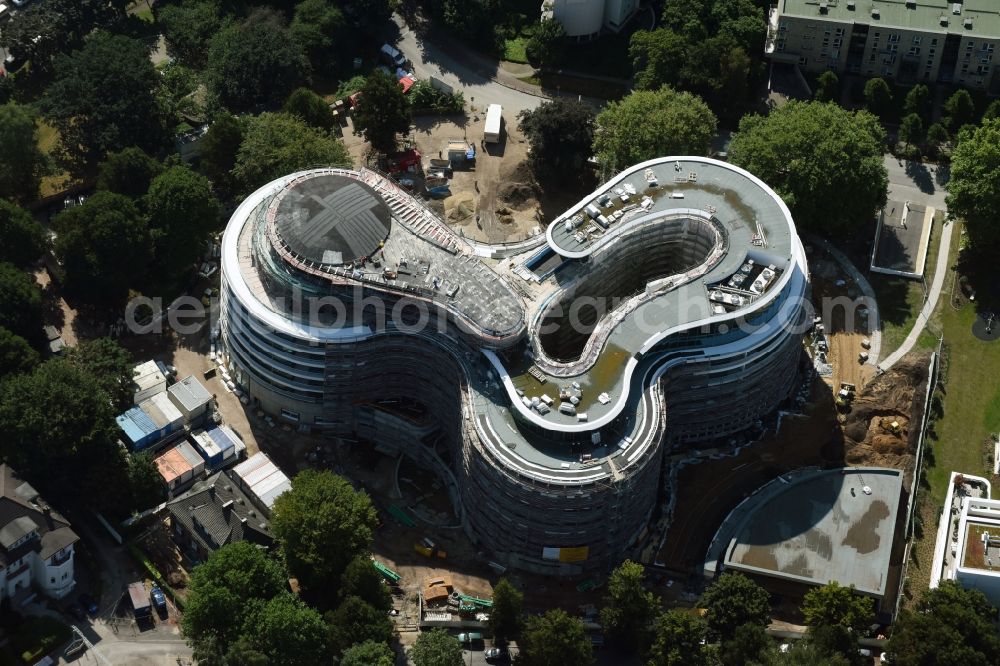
[906,0,915,7]
[953,3,962,14]
[940,15,949,26]
[846,0,855,8]
[871,8,880,18]
[964,17,973,28]
[819,1,828,13]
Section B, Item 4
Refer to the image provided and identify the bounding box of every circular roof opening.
[271,173,392,266]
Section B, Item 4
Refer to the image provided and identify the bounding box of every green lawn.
[870,211,945,359]
[504,37,529,64]
[906,221,1000,597]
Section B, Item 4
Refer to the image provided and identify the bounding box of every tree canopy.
[339,555,391,612]
[0,200,47,268]
[53,191,152,304]
[489,578,523,644]
[647,609,711,666]
[409,629,464,666]
[0,102,46,200]
[158,0,228,68]
[199,113,244,197]
[519,609,593,666]
[887,580,1000,665]
[0,327,39,380]
[729,101,888,235]
[324,595,393,656]
[66,338,134,412]
[284,87,335,131]
[699,572,771,641]
[594,87,717,171]
[904,84,931,121]
[944,89,975,129]
[351,69,412,153]
[341,640,394,666]
[233,112,351,196]
[42,31,165,167]
[945,118,1000,253]
[146,165,221,278]
[600,560,658,647]
[245,593,331,666]
[290,0,345,69]
[518,99,595,186]
[814,71,839,103]
[863,78,893,120]
[0,261,43,343]
[525,18,565,68]
[206,8,310,112]
[96,147,164,199]
[801,582,874,631]
[270,469,378,603]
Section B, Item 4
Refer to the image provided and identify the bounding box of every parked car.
[150,587,167,613]
[458,632,483,645]
[485,647,503,661]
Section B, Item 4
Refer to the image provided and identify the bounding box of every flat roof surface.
[723,467,903,596]
[872,201,931,275]
[779,0,1000,37]
[271,173,392,266]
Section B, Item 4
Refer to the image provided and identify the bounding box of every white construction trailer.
[484,104,502,144]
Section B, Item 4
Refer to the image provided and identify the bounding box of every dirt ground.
[656,351,931,580]
[806,244,877,391]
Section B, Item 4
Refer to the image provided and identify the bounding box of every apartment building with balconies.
[767,0,1000,92]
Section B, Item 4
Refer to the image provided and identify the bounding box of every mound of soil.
[498,182,536,210]
[444,195,475,223]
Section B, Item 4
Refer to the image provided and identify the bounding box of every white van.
[0,4,10,22]
[380,43,406,68]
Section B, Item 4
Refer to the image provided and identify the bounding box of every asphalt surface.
[394,17,544,116]
[884,155,949,210]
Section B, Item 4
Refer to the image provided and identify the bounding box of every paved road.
[877,219,953,371]
[884,155,949,209]
[394,17,544,116]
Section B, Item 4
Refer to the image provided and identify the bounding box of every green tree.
[863,77,893,120]
[410,629,463,666]
[199,113,244,197]
[270,469,378,602]
[233,112,351,195]
[183,542,288,656]
[53,192,152,304]
[41,31,166,167]
[802,582,874,630]
[0,327,39,379]
[889,579,1000,665]
[127,451,166,511]
[325,595,393,656]
[983,99,1000,122]
[904,83,931,121]
[600,560,658,647]
[518,99,595,185]
[351,69,411,153]
[0,262,43,342]
[774,637,852,666]
[729,101,888,234]
[146,165,221,278]
[927,122,949,146]
[290,0,344,69]
[594,87,717,171]
[945,118,1000,253]
[157,61,201,121]
[807,624,863,666]
[0,200,47,268]
[699,572,771,641]
[630,29,687,91]
[3,0,124,71]
[525,18,565,68]
[899,112,925,147]
[720,622,773,666]
[158,0,227,68]
[647,610,711,666]
[97,147,164,198]
[519,609,593,666]
[0,359,129,512]
[340,556,392,612]
[206,8,310,112]
[0,102,46,200]
[661,0,708,41]
[341,640,394,666]
[489,578,523,644]
[246,593,330,666]
[66,337,134,411]
[944,88,975,129]
[284,87,335,130]
[814,71,839,103]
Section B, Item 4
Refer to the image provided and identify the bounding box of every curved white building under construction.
[219,157,809,575]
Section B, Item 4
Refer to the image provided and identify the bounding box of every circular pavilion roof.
[270,173,392,266]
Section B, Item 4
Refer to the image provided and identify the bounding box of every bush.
[409,81,464,115]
